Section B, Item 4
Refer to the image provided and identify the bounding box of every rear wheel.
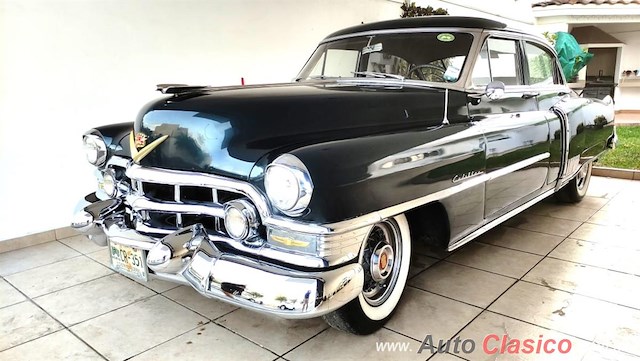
[556,162,592,203]
[323,215,411,335]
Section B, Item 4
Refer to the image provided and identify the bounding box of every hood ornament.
[129,131,169,164]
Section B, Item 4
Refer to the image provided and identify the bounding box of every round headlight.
[224,199,259,240]
[264,154,313,216]
[83,134,107,167]
[102,171,117,198]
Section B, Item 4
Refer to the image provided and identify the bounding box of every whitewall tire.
[323,214,411,334]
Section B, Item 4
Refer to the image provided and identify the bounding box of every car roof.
[324,16,508,40]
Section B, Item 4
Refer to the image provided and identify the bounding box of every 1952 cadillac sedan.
[72,16,616,334]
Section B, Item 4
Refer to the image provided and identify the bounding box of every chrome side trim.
[487,152,550,180]
[323,152,551,235]
[447,188,555,251]
[127,152,550,238]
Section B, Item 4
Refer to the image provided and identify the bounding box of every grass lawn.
[598,126,640,170]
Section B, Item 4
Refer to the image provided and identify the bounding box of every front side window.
[297,32,474,83]
[472,38,521,87]
[524,42,557,85]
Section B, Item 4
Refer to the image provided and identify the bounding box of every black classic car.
[73,16,616,335]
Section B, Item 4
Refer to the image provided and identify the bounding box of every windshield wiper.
[351,71,404,80]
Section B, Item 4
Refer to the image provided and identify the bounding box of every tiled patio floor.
[1,176,639,360]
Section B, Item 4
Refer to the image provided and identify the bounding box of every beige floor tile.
[588,209,640,229]
[0,241,79,276]
[459,311,638,361]
[86,248,110,267]
[6,256,112,298]
[34,273,154,326]
[131,322,274,361]
[505,214,582,237]
[601,193,640,212]
[58,235,104,254]
[478,226,564,255]
[527,202,598,222]
[550,238,640,275]
[590,307,640,356]
[524,257,640,309]
[0,330,103,361]
[488,281,617,343]
[446,243,542,279]
[163,286,237,319]
[570,223,640,249]
[0,278,26,308]
[135,277,181,293]
[71,295,207,361]
[216,308,327,354]
[408,253,439,278]
[0,301,62,351]
[386,287,481,341]
[573,196,610,210]
[409,262,514,308]
[429,353,469,361]
[586,176,624,199]
[285,327,424,361]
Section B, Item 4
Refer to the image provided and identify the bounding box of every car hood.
[134,81,468,180]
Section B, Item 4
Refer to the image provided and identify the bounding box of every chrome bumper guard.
[72,193,364,318]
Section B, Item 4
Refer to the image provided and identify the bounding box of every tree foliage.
[401,2,449,18]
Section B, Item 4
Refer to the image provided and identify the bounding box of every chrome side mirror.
[485,81,505,100]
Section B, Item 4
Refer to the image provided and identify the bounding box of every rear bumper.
[71,193,364,319]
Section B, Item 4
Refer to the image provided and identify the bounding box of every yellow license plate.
[109,241,148,281]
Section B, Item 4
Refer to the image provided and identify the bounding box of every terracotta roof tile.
[533,0,640,7]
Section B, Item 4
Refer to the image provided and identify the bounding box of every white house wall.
[0,0,403,241]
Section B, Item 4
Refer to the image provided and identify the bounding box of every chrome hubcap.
[362,221,402,306]
[576,165,588,190]
[370,244,394,282]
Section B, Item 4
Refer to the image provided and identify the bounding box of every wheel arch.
[404,201,451,249]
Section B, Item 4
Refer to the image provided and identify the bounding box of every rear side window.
[524,42,557,85]
[472,38,521,87]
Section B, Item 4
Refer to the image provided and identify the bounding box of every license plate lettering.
[109,242,148,281]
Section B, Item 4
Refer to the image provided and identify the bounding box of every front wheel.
[556,162,592,203]
[323,215,411,335]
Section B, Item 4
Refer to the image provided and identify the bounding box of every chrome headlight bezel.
[101,169,117,198]
[83,134,108,167]
[264,154,313,216]
[223,199,260,241]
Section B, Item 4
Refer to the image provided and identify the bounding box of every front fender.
[279,123,486,223]
[86,122,134,160]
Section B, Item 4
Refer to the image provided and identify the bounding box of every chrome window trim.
[320,27,482,44]
[302,27,483,90]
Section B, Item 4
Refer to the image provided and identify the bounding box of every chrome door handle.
[521,92,540,99]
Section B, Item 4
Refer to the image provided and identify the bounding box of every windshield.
[297,32,474,83]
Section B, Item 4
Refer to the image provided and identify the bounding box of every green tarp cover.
[554,32,593,81]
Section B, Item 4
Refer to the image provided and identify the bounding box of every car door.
[467,35,551,218]
[521,38,590,186]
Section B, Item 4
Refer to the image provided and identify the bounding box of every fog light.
[102,171,117,198]
[223,199,259,240]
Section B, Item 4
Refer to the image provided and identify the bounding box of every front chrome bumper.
[72,193,364,319]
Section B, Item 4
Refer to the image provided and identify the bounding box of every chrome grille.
[129,180,242,236]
